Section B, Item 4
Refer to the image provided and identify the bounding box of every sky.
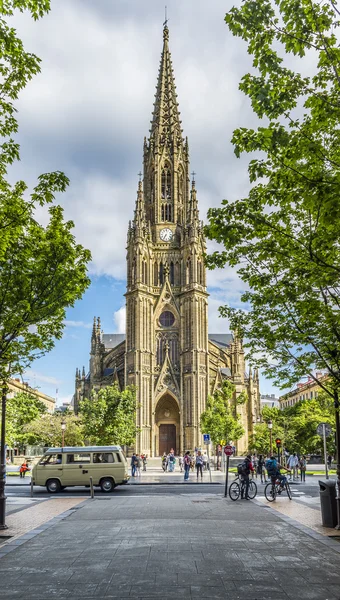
[8,0,283,405]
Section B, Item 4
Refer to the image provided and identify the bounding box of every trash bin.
[319,480,337,527]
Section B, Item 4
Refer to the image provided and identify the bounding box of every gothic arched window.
[186,258,191,285]
[154,262,158,286]
[175,261,180,286]
[161,163,171,200]
[159,262,164,286]
[170,261,174,285]
[142,259,147,285]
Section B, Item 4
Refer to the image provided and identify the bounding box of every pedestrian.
[161,453,167,471]
[136,455,142,476]
[252,454,258,479]
[168,452,175,472]
[19,460,29,478]
[196,450,204,480]
[257,454,266,484]
[131,453,138,477]
[179,455,183,472]
[183,451,191,481]
[327,454,332,469]
[299,455,307,482]
[142,454,147,472]
[202,452,208,471]
[287,453,299,480]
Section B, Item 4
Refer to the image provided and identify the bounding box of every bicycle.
[264,475,292,502]
[229,474,257,501]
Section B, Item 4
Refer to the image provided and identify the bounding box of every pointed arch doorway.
[154,393,180,456]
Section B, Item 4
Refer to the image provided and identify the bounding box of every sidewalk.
[1,491,340,598]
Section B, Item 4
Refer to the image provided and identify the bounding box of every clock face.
[160,228,173,242]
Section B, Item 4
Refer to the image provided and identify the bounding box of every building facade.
[260,394,280,409]
[8,378,55,413]
[279,373,327,409]
[74,24,260,455]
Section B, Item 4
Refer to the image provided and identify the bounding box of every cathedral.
[74,24,260,455]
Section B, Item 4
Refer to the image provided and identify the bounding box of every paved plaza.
[1,484,340,599]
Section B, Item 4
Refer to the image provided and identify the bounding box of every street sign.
[316,423,332,437]
[203,434,210,444]
[224,445,233,456]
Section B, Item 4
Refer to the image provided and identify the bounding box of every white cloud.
[24,370,61,386]
[113,306,126,334]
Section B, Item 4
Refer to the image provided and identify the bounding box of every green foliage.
[200,381,245,446]
[23,412,84,447]
[0,1,91,380]
[251,394,336,455]
[206,0,340,400]
[1,391,47,448]
[79,384,138,447]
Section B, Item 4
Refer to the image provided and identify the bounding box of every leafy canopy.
[200,381,245,446]
[23,412,84,448]
[1,391,47,448]
[0,0,91,380]
[206,0,340,400]
[79,384,138,447]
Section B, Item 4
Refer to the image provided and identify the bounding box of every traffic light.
[275,438,282,448]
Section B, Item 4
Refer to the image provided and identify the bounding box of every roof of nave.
[101,333,233,351]
[208,334,233,349]
[102,334,126,349]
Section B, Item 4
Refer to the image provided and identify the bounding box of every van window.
[93,452,114,463]
[39,454,62,465]
[66,453,91,464]
[115,452,122,463]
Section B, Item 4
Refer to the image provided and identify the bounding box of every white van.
[32,446,129,493]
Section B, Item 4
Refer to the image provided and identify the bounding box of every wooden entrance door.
[159,424,176,455]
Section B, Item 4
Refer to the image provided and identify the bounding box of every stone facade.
[74,25,260,455]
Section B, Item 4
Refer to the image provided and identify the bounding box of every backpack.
[237,461,248,476]
[184,455,191,466]
[265,458,277,476]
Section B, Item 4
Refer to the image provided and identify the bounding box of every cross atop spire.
[150,21,183,144]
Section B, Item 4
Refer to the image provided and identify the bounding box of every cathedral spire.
[133,179,147,231]
[150,22,183,144]
[187,174,200,230]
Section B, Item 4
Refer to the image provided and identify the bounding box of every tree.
[79,384,138,447]
[2,392,47,448]
[200,381,245,449]
[0,1,91,380]
[205,0,340,404]
[251,396,336,455]
[23,412,84,447]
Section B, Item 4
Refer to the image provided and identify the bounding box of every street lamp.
[267,419,273,456]
[0,380,8,530]
[61,420,66,448]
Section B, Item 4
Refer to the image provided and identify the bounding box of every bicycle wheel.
[285,481,292,500]
[264,482,276,502]
[229,481,240,501]
[248,480,257,499]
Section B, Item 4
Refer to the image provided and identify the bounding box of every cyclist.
[240,454,254,499]
[265,455,290,491]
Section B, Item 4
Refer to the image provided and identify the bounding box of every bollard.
[30,478,33,498]
[90,476,94,499]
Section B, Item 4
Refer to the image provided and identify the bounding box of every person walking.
[183,451,191,481]
[142,454,147,472]
[196,451,204,481]
[131,453,138,477]
[178,455,183,472]
[327,454,332,469]
[202,452,208,471]
[136,455,142,476]
[168,452,175,472]
[240,455,254,499]
[299,455,307,482]
[257,454,266,484]
[287,453,299,480]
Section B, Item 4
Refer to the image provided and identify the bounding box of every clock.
[159,228,173,242]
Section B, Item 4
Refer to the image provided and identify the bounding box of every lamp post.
[0,380,8,530]
[267,419,273,456]
[61,420,66,448]
[334,389,340,530]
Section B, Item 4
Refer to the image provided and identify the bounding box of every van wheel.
[100,478,115,493]
[46,479,61,493]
